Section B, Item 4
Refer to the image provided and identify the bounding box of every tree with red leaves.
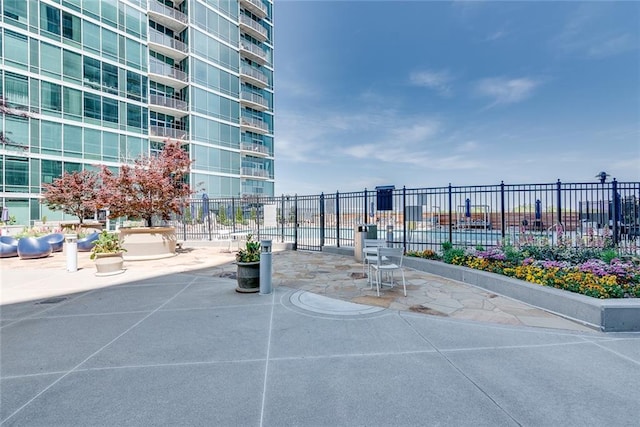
[41,170,100,224]
[97,140,194,227]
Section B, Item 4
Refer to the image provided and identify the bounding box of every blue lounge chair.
[0,236,18,258]
[77,232,100,252]
[43,233,65,252]
[17,237,52,260]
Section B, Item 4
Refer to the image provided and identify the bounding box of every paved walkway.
[1,244,639,425]
[0,246,596,332]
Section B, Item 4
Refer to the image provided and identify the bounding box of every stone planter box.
[119,227,177,261]
[324,246,640,332]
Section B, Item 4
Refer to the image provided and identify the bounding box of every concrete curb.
[324,246,640,332]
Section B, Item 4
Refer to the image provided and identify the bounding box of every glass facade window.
[83,56,101,88]
[3,72,29,107]
[41,159,62,184]
[84,92,101,120]
[40,43,62,78]
[101,28,118,60]
[83,21,100,54]
[63,87,82,119]
[126,104,142,129]
[63,124,83,157]
[103,131,118,161]
[101,0,118,28]
[63,49,82,83]
[40,4,61,37]
[3,0,28,24]
[192,87,239,122]
[192,29,239,72]
[5,157,29,192]
[41,81,62,114]
[102,62,118,93]
[62,11,81,44]
[83,128,101,160]
[4,30,29,69]
[102,97,118,123]
[41,121,62,155]
[4,116,29,148]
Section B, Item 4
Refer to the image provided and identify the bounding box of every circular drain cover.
[289,290,385,317]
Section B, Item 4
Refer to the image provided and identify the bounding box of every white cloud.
[484,30,507,42]
[473,77,541,107]
[553,3,638,59]
[455,141,479,153]
[409,70,454,97]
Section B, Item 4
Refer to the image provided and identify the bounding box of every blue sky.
[272,0,640,195]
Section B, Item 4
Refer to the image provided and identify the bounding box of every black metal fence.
[171,179,640,254]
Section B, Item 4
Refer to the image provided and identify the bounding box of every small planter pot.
[236,261,260,293]
[94,252,125,277]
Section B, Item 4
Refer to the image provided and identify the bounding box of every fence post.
[182,211,187,241]
[556,179,562,227]
[231,197,236,233]
[500,181,506,241]
[280,194,285,243]
[320,192,325,248]
[364,188,368,224]
[612,179,619,245]
[293,194,298,250]
[402,186,407,251]
[256,198,261,241]
[336,191,340,248]
[448,183,453,244]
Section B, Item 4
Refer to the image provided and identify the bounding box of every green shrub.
[600,249,619,264]
[442,248,465,264]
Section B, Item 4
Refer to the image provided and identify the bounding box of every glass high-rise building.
[0,0,274,225]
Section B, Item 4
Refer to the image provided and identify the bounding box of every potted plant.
[90,230,126,276]
[235,234,261,293]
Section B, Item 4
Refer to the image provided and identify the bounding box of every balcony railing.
[150,125,187,140]
[240,65,269,87]
[240,0,268,18]
[241,142,271,156]
[148,0,188,25]
[241,117,269,133]
[241,167,272,178]
[149,28,188,54]
[149,94,188,111]
[240,91,269,109]
[240,41,268,63]
[149,58,188,82]
[239,14,268,40]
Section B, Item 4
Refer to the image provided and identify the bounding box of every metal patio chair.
[371,247,406,297]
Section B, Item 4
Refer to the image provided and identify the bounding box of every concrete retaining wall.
[324,246,640,332]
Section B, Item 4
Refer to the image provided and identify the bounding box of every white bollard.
[65,234,78,272]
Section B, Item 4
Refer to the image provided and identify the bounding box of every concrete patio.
[1,245,639,426]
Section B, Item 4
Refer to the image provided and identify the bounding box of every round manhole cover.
[288,290,386,317]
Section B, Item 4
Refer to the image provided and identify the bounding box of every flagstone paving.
[1,244,593,332]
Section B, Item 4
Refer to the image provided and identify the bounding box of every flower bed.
[407,246,640,299]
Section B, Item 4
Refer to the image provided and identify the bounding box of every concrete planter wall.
[119,227,177,261]
[323,246,640,332]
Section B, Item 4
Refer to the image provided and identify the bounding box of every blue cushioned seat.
[17,237,52,260]
[43,233,65,252]
[0,236,18,258]
[77,232,100,252]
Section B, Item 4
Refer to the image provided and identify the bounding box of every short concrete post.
[259,240,272,295]
[386,225,394,247]
[65,234,78,272]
